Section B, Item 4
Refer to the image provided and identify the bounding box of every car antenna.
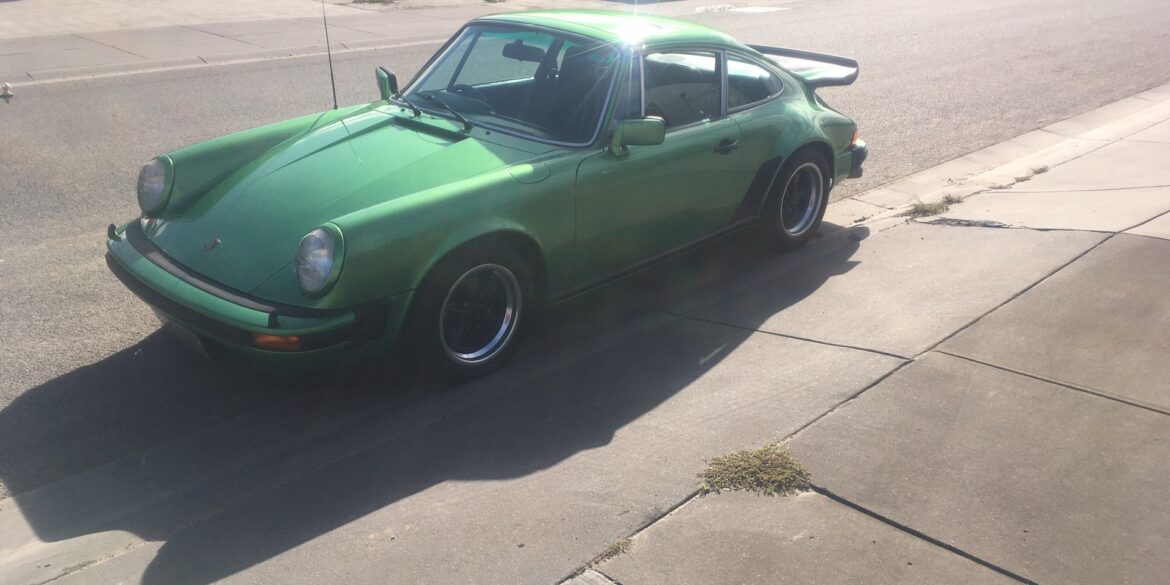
[320,0,339,110]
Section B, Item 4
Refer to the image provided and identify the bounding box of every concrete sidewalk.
[0,0,790,83]
[0,3,499,83]
[584,85,1170,584]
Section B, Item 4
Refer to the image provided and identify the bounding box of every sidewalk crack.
[917,219,1120,236]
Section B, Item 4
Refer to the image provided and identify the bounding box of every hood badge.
[202,238,222,252]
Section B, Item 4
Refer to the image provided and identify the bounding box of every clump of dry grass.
[902,194,964,217]
[699,445,811,497]
[596,537,633,563]
[902,200,949,217]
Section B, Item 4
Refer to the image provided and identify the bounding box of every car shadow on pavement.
[0,221,866,584]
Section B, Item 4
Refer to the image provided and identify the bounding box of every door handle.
[714,139,740,154]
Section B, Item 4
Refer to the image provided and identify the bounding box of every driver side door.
[574,49,745,283]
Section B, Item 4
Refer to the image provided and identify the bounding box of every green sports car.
[106,10,868,379]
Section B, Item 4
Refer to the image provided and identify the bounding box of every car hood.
[144,107,542,294]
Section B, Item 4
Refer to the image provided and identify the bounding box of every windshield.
[407,24,620,144]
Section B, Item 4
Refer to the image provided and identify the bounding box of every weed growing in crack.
[596,537,633,563]
[699,445,811,497]
[902,200,950,217]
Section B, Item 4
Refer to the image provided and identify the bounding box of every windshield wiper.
[391,92,422,117]
[417,93,473,132]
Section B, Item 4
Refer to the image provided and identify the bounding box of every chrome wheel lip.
[439,263,522,365]
[779,162,824,236]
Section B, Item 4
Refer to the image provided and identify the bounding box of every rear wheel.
[763,150,830,251]
[408,246,536,381]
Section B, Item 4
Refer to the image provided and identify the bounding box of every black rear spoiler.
[748,45,859,88]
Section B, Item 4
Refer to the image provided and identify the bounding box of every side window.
[642,51,721,128]
[727,55,784,110]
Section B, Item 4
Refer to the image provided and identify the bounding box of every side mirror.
[377,66,398,101]
[610,117,665,156]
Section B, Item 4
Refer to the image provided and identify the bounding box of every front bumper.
[848,139,868,178]
[106,221,403,365]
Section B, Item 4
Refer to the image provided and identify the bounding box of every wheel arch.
[407,228,549,322]
[454,230,549,297]
[794,139,836,179]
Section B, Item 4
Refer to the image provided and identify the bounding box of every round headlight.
[137,157,172,216]
[295,226,343,296]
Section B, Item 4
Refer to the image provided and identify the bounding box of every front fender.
[253,154,579,309]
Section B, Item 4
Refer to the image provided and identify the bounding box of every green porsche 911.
[106,10,868,379]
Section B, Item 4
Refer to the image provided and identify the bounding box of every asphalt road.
[0,0,1168,580]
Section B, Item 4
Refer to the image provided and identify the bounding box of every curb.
[7,37,448,87]
[825,81,1170,229]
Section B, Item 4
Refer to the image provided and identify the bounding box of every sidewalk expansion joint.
[558,488,701,584]
[1123,138,1170,145]
[1126,207,1170,231]
[561,353,914,582]
[810,485,1039,584]
[72,33,147,60]
[592,569,624,585]
[847,194,898,210]
[1008,183,1170,194]
[936,350,1170,416]
[184,25,262,48]
[783,359,914,444]
[672,314,913,362]
[927,231,1117,354]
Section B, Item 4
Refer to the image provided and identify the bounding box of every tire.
[406,245,537,381]
[762,149,831,251]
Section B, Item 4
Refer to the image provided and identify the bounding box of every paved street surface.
[1,1,1170,583]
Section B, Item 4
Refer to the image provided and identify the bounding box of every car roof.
[476,10,746,49]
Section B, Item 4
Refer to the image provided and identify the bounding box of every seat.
[550,45,614,142]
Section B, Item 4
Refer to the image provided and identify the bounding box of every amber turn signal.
[251,333,302,351]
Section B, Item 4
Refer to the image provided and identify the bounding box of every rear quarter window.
[728,55,784,110]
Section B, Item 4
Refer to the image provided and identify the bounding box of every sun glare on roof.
[614,21,661,45]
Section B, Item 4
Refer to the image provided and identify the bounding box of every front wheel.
[762,151,830,251]
[407,247,536,381]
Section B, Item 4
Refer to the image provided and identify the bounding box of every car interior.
[418,33,619,143]
[416,30,779,143]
